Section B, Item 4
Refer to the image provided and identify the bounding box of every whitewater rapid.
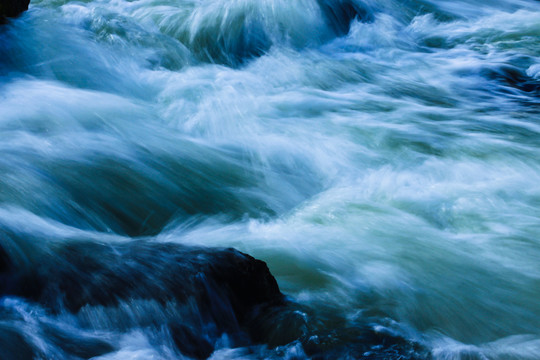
[1,0,539,358]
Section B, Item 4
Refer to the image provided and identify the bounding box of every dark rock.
[36,241,284,314]
[0,240,285,358]
[0,242,20,295]
[301,327,431,360]
[0,242,10,273]
[0,0,30,20]
[247,303,311,347]
[169,322,214,360]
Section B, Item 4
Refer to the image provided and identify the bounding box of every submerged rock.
[0,0,30,20]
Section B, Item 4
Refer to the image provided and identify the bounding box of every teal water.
[1,0,540,358]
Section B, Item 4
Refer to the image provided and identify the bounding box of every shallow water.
[1,0,540,358]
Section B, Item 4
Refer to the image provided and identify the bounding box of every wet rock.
[0,243,19,294]
[0,243,10,273]
[169,322,214,360]
[302,327,431,360]
[0,240,285,357]
[0,0,30,20]
[37,242,284,314]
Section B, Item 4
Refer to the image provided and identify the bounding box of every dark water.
[1,0,540,358]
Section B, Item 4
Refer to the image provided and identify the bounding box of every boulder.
[0,240,286,358]
[0,0,30,20]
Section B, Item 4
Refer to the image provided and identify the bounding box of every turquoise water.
[1,0,540,358]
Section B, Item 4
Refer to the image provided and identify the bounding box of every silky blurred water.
[1,0,540,358]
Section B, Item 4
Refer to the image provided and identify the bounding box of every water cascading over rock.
[0,240,292,358]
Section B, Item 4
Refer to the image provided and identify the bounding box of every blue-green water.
[1,0,540,358]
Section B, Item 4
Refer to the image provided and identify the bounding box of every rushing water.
[1,0,540,358]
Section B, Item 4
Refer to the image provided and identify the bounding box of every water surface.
[1,0,540,358]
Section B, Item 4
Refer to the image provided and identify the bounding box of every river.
[1,0,540,359]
